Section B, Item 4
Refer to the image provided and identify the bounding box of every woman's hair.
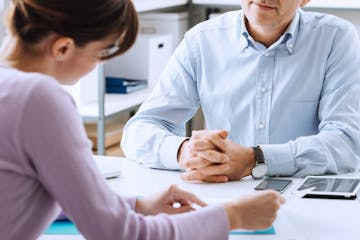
[6,0,138,59]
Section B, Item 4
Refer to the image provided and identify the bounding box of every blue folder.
[106,77,147,87]
[45,220,79,235]
[230,226,275,235]
[45,220,275,236]
[106,84,147,94]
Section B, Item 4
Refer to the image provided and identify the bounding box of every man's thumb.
[217,130,228,139]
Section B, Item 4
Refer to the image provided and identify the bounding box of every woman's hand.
[135,184,207,215]
[224,190,285,230]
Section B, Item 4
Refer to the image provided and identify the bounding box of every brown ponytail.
[6,0,138,59]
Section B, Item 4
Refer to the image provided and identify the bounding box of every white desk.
[41,157,360,240]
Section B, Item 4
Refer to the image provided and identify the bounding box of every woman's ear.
[51,37,75,62]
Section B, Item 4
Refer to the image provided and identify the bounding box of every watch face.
[252,165,268,179]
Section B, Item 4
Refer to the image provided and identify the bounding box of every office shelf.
[79,88,152,123]
[82,1,189,120]
[91,0,189,154]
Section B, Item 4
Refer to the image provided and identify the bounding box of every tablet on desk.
[295,176,360,199]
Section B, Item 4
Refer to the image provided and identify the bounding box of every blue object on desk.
[45,220,79,235]
[106,84,147,94]
[106,77,147,94]
[45,219,274,236]
[106,77,147,87]
[230,226,275,235]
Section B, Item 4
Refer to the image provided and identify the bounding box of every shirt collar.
[239,9,301,55]
[282,9,301,55]
[239,14,250,52]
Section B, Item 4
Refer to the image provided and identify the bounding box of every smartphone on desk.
[255,178,293,193]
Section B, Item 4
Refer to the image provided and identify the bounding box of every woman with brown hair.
[0,0,284,239]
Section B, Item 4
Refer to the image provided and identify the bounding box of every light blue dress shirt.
[122,9,360,177]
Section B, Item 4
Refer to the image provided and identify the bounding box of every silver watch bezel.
[251,164,268,179]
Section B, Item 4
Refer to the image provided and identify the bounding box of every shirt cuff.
[159,135,189,170]
[260,143,296,176]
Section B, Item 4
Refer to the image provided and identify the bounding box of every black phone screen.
[255,179,292,193]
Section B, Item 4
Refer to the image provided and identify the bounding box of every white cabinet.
[105,34,172,88]
[139,12,189,48]
[63,66,100,106]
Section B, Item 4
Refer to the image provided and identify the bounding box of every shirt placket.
[254,49,274,145]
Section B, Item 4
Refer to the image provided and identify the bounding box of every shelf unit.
[88,0,189,155]
[81,89,153,123]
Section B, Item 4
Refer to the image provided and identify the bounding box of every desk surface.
[41,156,360,240]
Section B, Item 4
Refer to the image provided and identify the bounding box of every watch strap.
[252,146,265,165]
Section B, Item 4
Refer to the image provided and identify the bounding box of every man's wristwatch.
[251,146,268,179]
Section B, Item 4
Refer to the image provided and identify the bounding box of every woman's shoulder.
[1,65,73,105]
[27,73,69,101]
[0,66,76,121]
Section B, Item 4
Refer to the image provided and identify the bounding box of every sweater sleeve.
[19,78,229,240]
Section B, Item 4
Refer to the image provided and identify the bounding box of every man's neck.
[245,18,293,48]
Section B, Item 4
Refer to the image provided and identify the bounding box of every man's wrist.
[251,146,268,179]
[177,138,190,163]
[245,147,256,176]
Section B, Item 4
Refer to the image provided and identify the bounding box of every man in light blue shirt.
[122,0,360,182]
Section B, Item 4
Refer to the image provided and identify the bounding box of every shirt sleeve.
[262,21,360,177]
[19,79,229,240]
[121,32,200,170]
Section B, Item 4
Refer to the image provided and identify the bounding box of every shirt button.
[261,87,267,93]
[259,123,265,129]
[288,43,293,48]
[264,52,270,57]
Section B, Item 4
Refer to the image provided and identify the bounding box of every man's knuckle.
[168,184,177,192]
[189,140,197,148]
[184,160,193,168]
